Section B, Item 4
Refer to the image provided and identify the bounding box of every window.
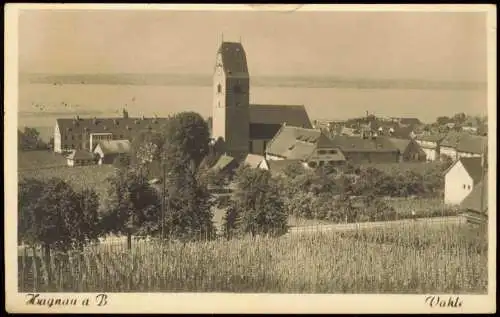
[249,141,253,153]
[467,185,471,190]
[318,150,326,155]
[329,150,338,155]
[233,85,242,93]
[463,184,466,189]
[217,84,222,93]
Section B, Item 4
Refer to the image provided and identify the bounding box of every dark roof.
[456,134,488,154]
[460,157,484,184]
[390,126,415,139]
[249,104,312,128]
[461,175,488,213]
[218,42,248,74]
[56,116,169,139]
[267,159,303,173]
[66,149,95,160]
[387,138,412,153]
[249,123,281,140]
[94,140,131,155]
[329,135,399,153]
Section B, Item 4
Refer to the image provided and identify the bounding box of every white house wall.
[440,146,457,160]
[457,152,482,159]
[444,160,475,205]
[54,123,62,153]
[422,148,437,161]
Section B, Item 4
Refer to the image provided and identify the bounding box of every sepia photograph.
[4,3,496,314]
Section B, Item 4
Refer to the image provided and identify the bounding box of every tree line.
[18,112,288,261]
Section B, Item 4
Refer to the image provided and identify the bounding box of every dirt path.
[287,216,465,234]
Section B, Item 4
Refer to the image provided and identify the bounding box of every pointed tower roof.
[217,42,248,74]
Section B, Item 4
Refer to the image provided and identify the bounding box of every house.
[265,124,346,169]
[329,134,399,164]
[460,175,488,224]
[93,139,131,165]
[443,157,484,205]
[248,104,312,156]
[439,131,464,160]
[414,134,446,161]
[66,149,96,167]
[460,116,482,134]
[340,126,359,136]
[54,110,169,153]
[211,41,312,159]
[456,134,488,159]
[210,154,239,174]
[387,138,426,162]
[242,153,268,170]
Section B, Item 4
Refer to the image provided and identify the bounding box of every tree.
[113,153,131,170]
[452,112,467,124]
[162,162,216,241]
[18,127,45,150]
[18,178,101,256]
[282,161,306,179]
[162,112,210,169]
[223,166,288,238]
[156,112,216,242]
[100,168,161,249]
[130,130,165,178]
[436,116,451,125]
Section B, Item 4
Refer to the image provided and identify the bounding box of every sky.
[18,8,488,82]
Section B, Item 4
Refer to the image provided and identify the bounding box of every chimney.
[123,109,129,119]
[93,117,98,125]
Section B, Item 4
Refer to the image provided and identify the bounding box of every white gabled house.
[93,139,131,165]
[443,157,484,205]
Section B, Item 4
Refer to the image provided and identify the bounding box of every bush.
[223,166,288,238]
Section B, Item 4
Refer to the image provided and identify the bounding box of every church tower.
[212,41,250,159]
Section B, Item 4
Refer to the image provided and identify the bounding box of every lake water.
[17,83,487,141]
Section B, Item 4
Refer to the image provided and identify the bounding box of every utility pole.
[161,156,166,241]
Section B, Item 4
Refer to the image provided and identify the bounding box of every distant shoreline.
[19,73,487,91]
